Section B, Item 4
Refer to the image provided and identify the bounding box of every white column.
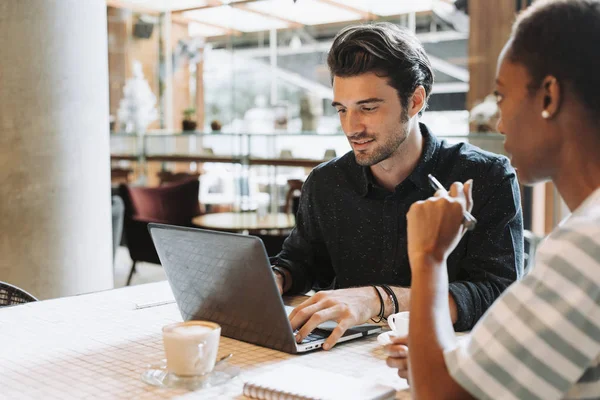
[408,12,417,33]
[0,0,113,299]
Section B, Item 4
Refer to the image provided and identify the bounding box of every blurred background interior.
[0,0,558,303]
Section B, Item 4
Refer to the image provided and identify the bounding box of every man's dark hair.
[510,0,600,115]
[327,22,434,117]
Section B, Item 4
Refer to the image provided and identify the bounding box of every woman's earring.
[541,110,550,119]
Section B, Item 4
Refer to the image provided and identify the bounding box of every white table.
[0,281,409,399]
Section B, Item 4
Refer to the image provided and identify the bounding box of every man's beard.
[353,120,409,167]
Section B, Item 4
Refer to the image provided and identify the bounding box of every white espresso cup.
[162,321,221,377]
[387,311,409,337]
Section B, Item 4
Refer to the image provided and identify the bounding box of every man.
[386,1,600,398]
[271,23,523,350]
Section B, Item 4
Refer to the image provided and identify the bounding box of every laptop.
[148,223,382,354]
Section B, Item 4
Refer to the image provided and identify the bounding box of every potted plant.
[210,119,222,133]
[182,107,197,132]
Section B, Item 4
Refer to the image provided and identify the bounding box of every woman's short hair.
[327,22,434,116]
[510,0,600,115]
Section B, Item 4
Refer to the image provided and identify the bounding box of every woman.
[386,1,600,399]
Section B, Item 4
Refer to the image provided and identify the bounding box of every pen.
[134,300,176,309]
[427,174,477,231]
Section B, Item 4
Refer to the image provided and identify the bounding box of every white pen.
[134,300,176,310]
[427,174,477,231]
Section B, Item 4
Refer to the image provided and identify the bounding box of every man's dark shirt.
[271,123,523,331]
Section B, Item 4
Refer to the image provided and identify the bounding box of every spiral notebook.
[242,364,397,400]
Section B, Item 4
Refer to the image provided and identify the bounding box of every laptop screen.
[149,224,298,353]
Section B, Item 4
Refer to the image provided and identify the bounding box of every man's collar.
[358,122,440,196]
[406,123,440,191]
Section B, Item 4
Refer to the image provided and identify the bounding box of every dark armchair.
[157,171,201,186]
[119,179,202,285]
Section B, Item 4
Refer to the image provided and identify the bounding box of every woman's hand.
[407,180,473,267]
[385,335,410,381]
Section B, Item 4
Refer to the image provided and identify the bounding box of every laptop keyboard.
[297,329,329,344]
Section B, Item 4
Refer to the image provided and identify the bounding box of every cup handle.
[194,342,205,370]
[388,316,396,332]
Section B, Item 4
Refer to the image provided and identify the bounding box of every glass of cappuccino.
[162,321,221,377]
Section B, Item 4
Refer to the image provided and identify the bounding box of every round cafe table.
[192,212,295,234]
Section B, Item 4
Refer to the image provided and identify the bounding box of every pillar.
[0,0,113,299]
[467,0,516,109]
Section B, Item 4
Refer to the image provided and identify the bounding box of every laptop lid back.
[148,223,298,353]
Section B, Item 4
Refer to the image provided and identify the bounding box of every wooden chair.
[284,179,304,216]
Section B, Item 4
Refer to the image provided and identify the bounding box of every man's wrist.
[273,269,284,284]
[272,265,291,293]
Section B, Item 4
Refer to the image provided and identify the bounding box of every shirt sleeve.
[270,170,333,295]
[444,224,600,400]
[448,157,524,331]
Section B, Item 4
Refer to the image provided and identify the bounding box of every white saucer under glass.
[141,360,240,390]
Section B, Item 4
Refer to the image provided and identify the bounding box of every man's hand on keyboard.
[288,287,380,350]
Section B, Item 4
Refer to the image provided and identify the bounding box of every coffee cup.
[387,311,409,337]
[162,321,221,377]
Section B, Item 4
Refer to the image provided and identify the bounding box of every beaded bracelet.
[380,284,399,316]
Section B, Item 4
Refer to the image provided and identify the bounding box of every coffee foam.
[170,325,214,337]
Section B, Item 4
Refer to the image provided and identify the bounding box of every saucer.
[141,360,240,390]
[377,331,406,346]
